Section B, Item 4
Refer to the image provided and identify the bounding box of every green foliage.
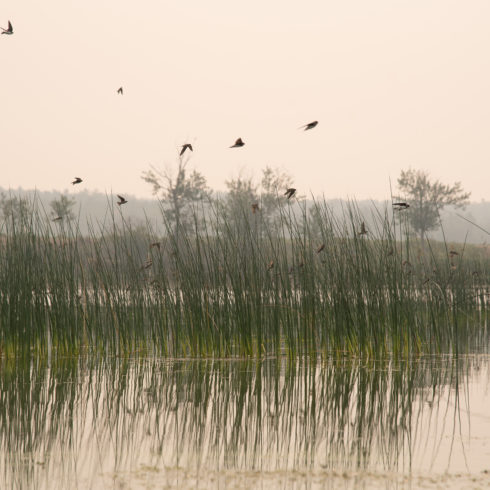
[397,169,470,240]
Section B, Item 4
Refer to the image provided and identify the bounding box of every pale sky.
[1,1,489,200]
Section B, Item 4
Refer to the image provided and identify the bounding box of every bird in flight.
[358,222,368,235]
[299,121,318,131]
[284,188,296,200]
[251,203,259,214]
[316,243,325,253]
[1,21,13,35]
[393,202,410,210]
[117,195,128,206]
[230,138,245,148]
[117,87,123,95]
[180,143,193,156]
[72,177,83,185]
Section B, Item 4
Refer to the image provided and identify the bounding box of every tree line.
[1,159,484,244]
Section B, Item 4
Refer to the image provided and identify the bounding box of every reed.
[0,196,487,359]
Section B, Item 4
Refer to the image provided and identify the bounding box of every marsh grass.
[0,196,487,359]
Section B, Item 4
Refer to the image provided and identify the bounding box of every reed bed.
[0,198,488,359]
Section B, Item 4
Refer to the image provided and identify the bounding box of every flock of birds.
[64,94,319,215]
[3,19,410,236]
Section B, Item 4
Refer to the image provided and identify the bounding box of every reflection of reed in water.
[0,355,482,488]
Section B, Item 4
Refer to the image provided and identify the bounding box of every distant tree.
[396,169,470,241]
[141,153,211,239]
[0,193,30,223]
[49,194,76,222]
[260,166,293,228]
[224,166,293,234]
[225,172,258,213]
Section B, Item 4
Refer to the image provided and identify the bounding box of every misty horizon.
[1,185,489,245]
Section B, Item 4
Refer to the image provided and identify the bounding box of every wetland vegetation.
[0,196,487,359]
[0,192,488,488]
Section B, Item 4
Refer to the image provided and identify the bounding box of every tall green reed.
[0,195,487,358]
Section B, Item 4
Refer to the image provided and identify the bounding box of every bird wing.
[117,194,125,201]
[303,121,318,130]
[299,121,316,129]
[8,21,12,31]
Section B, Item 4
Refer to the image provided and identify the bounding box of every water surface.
[1,354,490,489]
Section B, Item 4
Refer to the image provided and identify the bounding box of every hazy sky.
[1,1,489,200]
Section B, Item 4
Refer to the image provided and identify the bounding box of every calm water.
[1,354,490,489]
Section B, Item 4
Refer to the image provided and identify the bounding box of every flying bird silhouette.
[393,202,410,210]
[1,21,13,35]
[230,138,245,148]
[117,195,128,206]
[251,203,259,214]
[72,177,83,185]
[180,143,193,156]
[299,121,318,131]
[284,188,296,200]
[117,87,123,95]
[358,222,368,235]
